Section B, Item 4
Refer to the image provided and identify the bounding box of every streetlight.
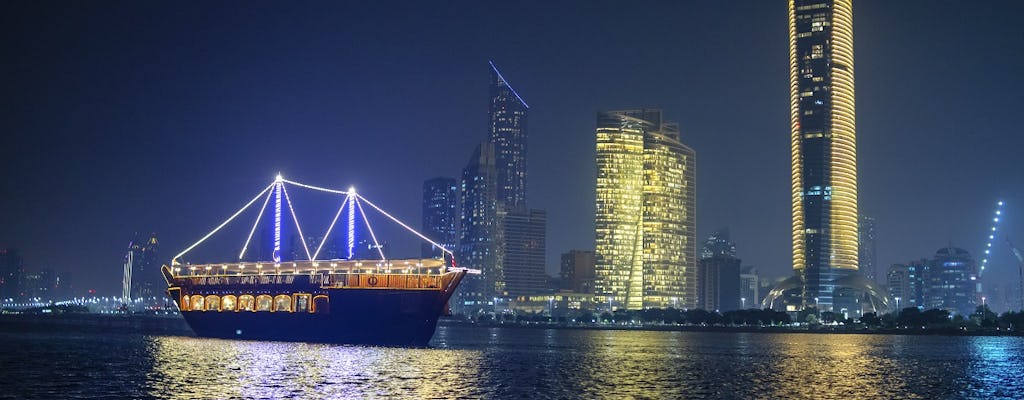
[741,297,746,310]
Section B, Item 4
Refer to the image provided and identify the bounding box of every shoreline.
[2,313,1020,338]
[437,318,1024,337]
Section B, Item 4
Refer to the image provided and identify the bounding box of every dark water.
[1,326,1023,399]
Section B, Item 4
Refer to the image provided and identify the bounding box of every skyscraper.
[456,142,502,313]
[127,232,159,300]
[927,246,977,315]
[500,208,547,296]
[488,61,529,210]
[594,109,696,310]
[698,255,741,312]
[0,248,23,300]
[789,0,859,310]
[858,215,877,282]
[421,177,458,258]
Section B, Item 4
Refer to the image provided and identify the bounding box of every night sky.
[2,1,1022,298]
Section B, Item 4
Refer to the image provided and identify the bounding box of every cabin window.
[273,295,292,312]
[239,295,255,311]
[222,295,237,312]
[312,295,330,314]
[190,295,205,311]
[181,295,190,311]
[256,295,272,311]
[205,295,221,312]
[294,294,311,313]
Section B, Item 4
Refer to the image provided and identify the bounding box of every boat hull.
[180,289,446,346]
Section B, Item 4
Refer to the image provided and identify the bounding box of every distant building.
[421,177,458,258]
[456,142,502,313]
[0,248,24,301]
[127,233,159,300]
[500,208,547,296]
[926,246,977,315]
[859,215,878,282]
[354,238,390,261]
[886,260,926,309]
[698,255,741,312]
[560,250,595,294]
[19,268,58,300]
[701,229,737,260]
[594,109,697,310]
[739,266,759,309]
[489,61,529,210]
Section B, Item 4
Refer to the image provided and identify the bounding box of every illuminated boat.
[161,175,474,346]
[162,259,465,346]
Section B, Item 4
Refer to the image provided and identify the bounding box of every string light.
[979,200,1004,277]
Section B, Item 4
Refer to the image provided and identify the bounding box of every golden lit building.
[595,109,696,310]
[788,0,858,310]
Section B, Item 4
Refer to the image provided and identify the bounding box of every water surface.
[1,326,1022,399]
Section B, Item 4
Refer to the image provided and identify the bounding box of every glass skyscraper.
[594,109,696,310]
[789,0,859,310]
[421,177,458,258]
[488,61,529,210]
[456,142,502,313]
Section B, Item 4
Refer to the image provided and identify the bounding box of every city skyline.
[1,1,1022,296]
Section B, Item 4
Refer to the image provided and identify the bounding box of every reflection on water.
[147,336,483,399]
[2,327,1024,399]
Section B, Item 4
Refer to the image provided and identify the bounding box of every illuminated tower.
[594,109,696,310]
[789,0,858,310]
[488,61,529,210]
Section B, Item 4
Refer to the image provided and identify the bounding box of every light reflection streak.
[146,336,482,399]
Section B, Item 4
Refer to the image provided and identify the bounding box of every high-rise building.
[127,233,159,300]
[886,261,926,309]
[740,266,760,309]
[560,250,596,294]
[926,246,977,315]
[698,255,742,312]
[421,177,458,258]
[0,248,23,301]
[456,142,502,313]
[488,61,529,210]
[594,109,697,310]
[788,0,859,310]
[701,229,737,260]
[500,208,547,296]
[859,215,877,282]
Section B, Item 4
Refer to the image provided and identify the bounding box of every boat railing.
[170,270,450,290]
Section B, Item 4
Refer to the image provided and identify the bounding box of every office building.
[740,266,760,310]
[594,109,696,310]
[859,215,877,282]
[421,177,458,258]
[0,248,23,301]
[456,142,502,313]
[560,250,596,294]
[698,255,741,312]
[499,209,547,296]
[489,61,529,210]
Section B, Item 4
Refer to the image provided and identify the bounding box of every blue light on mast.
[347,188,356,259]
[273,181,282,263]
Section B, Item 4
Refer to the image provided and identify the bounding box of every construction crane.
[1009,238,1024,311]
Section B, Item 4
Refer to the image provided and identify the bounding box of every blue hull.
[168,270,466,347]
[180,289,446,346]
